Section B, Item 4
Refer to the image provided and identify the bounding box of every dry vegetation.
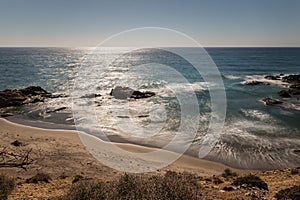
[1,167,299,200]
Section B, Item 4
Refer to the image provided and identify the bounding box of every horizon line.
[0,46,300,48]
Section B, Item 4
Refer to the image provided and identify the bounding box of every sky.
[0,0,299,47]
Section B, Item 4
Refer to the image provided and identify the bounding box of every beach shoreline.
[0,117,247,179]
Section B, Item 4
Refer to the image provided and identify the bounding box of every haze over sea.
[0,47,300,169]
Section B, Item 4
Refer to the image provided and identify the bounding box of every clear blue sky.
[0,0,299,47]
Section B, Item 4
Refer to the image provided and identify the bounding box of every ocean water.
[0,47,300,169]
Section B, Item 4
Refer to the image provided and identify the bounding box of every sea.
[0,47,300,170]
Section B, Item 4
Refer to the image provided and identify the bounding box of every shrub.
[0,175,15,200]
[232,175,268,190]
[222,168,237,178]
[275,185,300,200]
[212,176,223,184]
[72,175,84,183]
[291,168,299,175]
[60,171,202,200]
[61,181,108,200]
[26,172,51,183]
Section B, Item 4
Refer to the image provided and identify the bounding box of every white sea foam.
[241,74,291,87]
[223,75,243,80]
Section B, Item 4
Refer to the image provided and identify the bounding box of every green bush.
[60,171,202,200]
[26,172,51,183]
[232,175,268,190]
[275,185,300,200]
[0,175,15,200]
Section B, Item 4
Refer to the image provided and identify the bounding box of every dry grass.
[59,171,202,200]
[232,174,268,190]
[275,185,300,200]
[0,175,15,200]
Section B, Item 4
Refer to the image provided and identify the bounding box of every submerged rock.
[282,74,300,84]
[265,75,280,80]
[243,81,270,86]
[262,98,283,106]
[288,89,300,95]
[277,90,291,98]
[110,86,155,99]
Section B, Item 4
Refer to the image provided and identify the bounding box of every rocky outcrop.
[262,98,283,106]
[243,81,270,86]
[110,86,155,99]
[0,86,53,109]
[282,74,300,84]
[265,75,280,80]
[277,90,291,98]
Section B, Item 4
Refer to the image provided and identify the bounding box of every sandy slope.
[0,118,240,179]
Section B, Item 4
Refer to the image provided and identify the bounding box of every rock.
[244,81,270,86]
[0,113,14,117]
[290,84,300,89]
[293,149,300,154]
[110,86,155,99]
[0,89,27,108]
[265,75,280,80]
[222,185,236,191]
[0,86,56,109]
[277,90,291,98]
[19,86,49,96]
[288,89,300,95]
[46,107,67,113]
[212,176,223,184]
[11,140,23,147]
[80,93,102,98]
[262,98,283,106]
[138,114,149,118]
[282,74,300,84]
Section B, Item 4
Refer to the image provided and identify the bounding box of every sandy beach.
[0,117,240,179]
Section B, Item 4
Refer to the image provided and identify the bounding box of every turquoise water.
[0,47,300,169]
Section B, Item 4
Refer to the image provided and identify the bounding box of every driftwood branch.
[0,146,34,170]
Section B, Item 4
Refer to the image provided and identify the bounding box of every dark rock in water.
[288,88,300,95]
[0,113,14,117]
[265,75,280,80]
[19,86,49,96]
[277,90,291,98]
[0,89,27,108]
[110,86,155,99]
[11,140,23,147]
[80,93,102,98]
[262,98,283,106]
[244,81,270,86]
[46,107,67,113]
[282,74,300,84]
[0,86,60,109]
[290,84,300,89]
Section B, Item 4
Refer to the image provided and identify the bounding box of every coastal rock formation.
[110,86,155,99]
[265,75,280,80]
[282,74,300,84]
[0,86,53,109]
[243,81,270,86]
[277,90,291,98]
[262,98,283,106]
